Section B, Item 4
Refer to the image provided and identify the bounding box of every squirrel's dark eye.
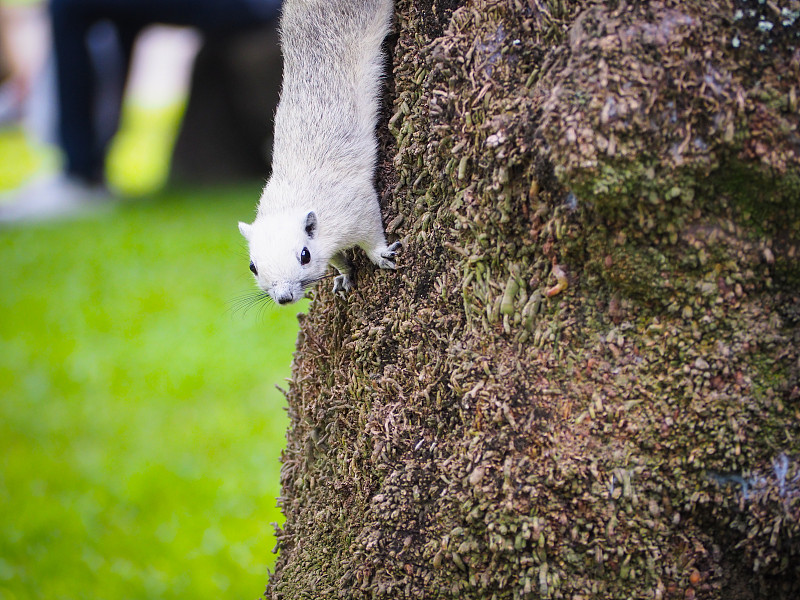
[300,247,311,265]
[249,260,258,275]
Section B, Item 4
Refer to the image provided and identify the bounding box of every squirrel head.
[239,209,328,305]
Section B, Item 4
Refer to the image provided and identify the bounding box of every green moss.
[705,159,800,227]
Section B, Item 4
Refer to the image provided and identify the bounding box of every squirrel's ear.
[305,211,317,238]
[238,221,253,241]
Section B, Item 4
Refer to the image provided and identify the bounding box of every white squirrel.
[238,0,401,305]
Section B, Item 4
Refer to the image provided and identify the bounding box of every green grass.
[0,110,302,598]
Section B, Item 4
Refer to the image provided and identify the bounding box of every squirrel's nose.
[277,293,293,305]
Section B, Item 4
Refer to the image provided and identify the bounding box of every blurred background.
[0,0,302,598]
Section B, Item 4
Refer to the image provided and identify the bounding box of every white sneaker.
[0,173,114,224]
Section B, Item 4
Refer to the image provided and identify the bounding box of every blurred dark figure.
[171,22,282,185]
[0,13,10,86]
[0,0,282,223]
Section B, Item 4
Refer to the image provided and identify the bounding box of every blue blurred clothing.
[48,0,282,183]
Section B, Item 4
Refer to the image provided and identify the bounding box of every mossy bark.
[265,1,800,598]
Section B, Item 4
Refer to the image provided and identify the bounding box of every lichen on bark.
[264,1,800,598]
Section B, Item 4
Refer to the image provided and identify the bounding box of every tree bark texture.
[265,1,800,598]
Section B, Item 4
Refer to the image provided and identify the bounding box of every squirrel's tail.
[271,0,393,176]
[280,0,393,68]
[279,0,393,111]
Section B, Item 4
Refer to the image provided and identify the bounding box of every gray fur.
[238,0,400,305]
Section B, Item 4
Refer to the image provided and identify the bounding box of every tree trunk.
[265,1,800,598]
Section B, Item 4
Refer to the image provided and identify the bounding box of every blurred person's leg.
[50,0,281,185]
[50,0,127,184]
[0,0,114,223]
[1,0,281,223]
[0,3,52,129]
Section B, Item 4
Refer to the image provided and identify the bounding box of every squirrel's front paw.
[377,241,403,270]
[332,273,353,297]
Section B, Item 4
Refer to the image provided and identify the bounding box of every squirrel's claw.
[333,273,353,297]
[378,241,403,270]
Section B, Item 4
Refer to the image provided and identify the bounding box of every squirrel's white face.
[238,210,329,305]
